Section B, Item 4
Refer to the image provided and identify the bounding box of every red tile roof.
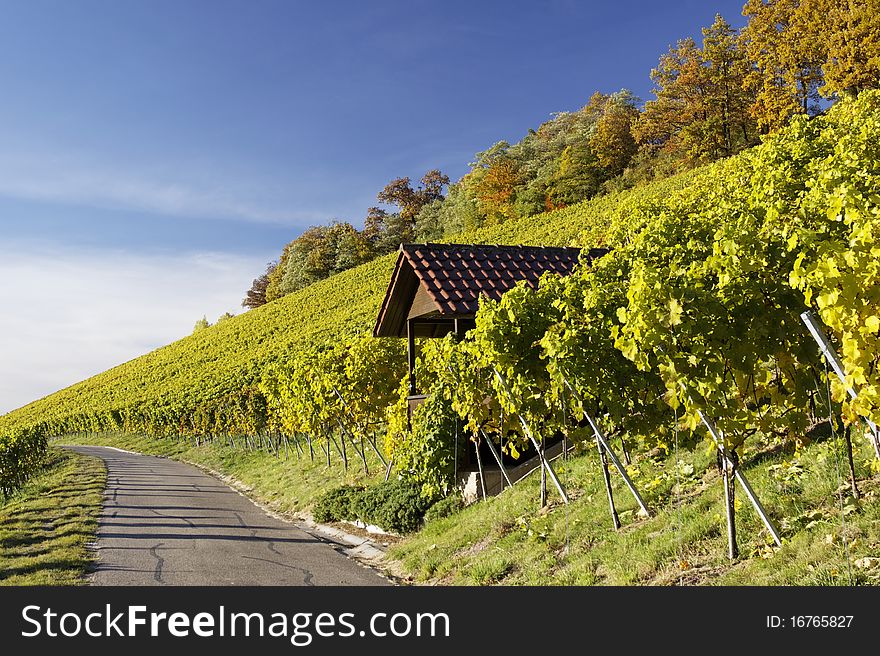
[373,243,608,337]
[403,243,586,315]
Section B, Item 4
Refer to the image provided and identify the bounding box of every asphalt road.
[66,446,389,586]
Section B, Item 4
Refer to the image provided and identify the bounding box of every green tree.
[268,221,374,298]
[265,241,294,302]
[192,316,210,333]
[265,226,334,299]
[413,199,446,241]
[545,142,603,208]
[509,99,605,213]
[279,225,335,293]
[326,220,373,272]
[434,176,483,236]
[377,212,415,252]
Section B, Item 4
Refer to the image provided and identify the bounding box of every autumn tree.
[362,206,387,244]
[741,0,826,132]
[636,15,755,163]
[375,169,450,249]
[818,0,880,98]
[377,169,450,223]
[471,143,521,224]
[420,169,450,205]
[377,177,418,221]
[242,261,275,310]
[259,171,449,304]
[635,37,703,157]
[361,205,412,253]
[702,14,756,154]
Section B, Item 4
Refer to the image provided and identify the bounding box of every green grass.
[0,447,105,585]
[389,431,880,586]
[54,432,385,516]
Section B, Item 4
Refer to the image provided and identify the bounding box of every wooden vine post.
[474,434,488,501]
[479,427,513,488]
[332,386,388,466]
[492,368,570,505]
[598,441,621,530]
[843,425,860,499]
[560,375,650,528]
[540,435,547,508]
[335,415,369,475]
[721,450,738,560]
[696,407,782,558]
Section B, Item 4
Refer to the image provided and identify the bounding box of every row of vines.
[0,145,688,496]
[389,91,880,515]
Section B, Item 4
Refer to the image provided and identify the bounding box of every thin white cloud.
[0,152,326,225]
[0,242,266,415]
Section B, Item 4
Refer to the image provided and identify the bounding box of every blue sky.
[0,0,749,414]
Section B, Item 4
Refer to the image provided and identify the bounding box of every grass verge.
[0,447,105,585]
[390,432,880,586]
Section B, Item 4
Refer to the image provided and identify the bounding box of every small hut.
[373,242,607,498]
[374,242,605,395]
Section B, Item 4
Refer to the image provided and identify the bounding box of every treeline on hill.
[242,0,880,309]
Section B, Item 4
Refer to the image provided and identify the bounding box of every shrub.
[354,479,432,534]
[312,479,432,534]
[385,388,467,500]
[312,485,363,523]
[424,495,464,523]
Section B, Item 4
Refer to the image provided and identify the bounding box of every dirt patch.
[454,536,492,558]
[647,562,734,586]
[327,521,404,547]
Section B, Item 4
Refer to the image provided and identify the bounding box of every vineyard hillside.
[0,173,690,436]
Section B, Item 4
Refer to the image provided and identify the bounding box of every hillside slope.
[391,429,880,586]
[0,173,691,436]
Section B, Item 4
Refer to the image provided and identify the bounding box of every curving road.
[66,446,389,586]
